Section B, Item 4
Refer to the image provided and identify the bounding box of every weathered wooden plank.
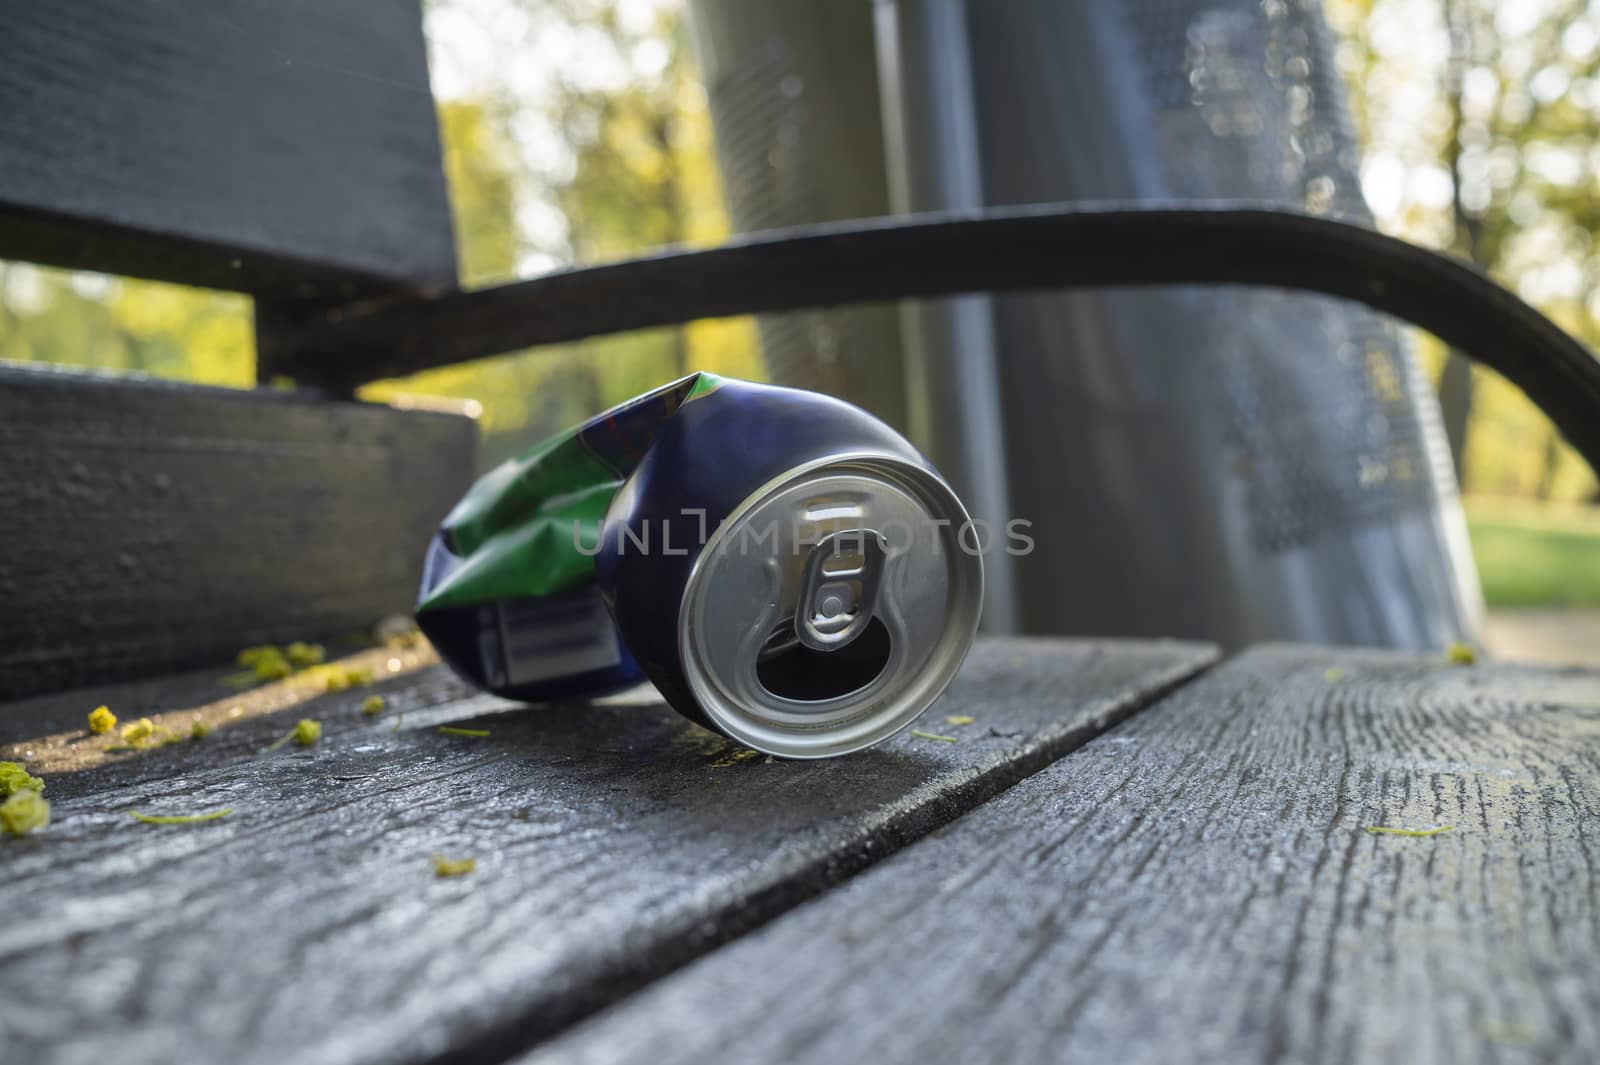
[530,646,1600,1065]
[0,0,456,295]
[0,638,1215,1065]
[0,364,476,699]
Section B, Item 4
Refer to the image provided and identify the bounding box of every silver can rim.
[676,451,985,759]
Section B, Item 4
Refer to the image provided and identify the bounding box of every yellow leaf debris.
[265,718,322,752]
[944,715,976,727]
[0,790,50,836]
[709,745,763,768]
[0,762,45,796]
[238,644,293,681]
[910,729,958,744]
[130,807,232,825]
[316,667,350,692]
[438,726,489,738]
[285,642,326,668]
[88,705,118,734]
[1444,642,1477,665]
[256,655,292,681]
[120,718,156,745]
[432,854,476,877]
[237,645,275,667]
[361,695,385,716]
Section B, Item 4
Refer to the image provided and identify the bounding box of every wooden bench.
[4,640,1596,1064]
[0,0,475,700]
[3,4,1597,1065]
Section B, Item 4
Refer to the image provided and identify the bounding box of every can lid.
[678,453,984,758]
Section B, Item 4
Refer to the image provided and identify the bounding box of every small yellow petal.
[129,807,231,825]
[432,854,476,877]
[254,653,292,681]
[0,763,45,796]
[0,790,50,835]
[265,718,322,752]
[236,645,277,667]
[120,717,156,745]
[88,706,118,734]
[285,641,325,668]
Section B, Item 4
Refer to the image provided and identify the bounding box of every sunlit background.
[2,0,1597,655]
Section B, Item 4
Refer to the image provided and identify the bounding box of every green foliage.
[1325,0,1600,502]
[360,3,762,467]
[439,99,522,286]
[1466,497,1600,607]
[0,264,252,387]
[2,1,760,470]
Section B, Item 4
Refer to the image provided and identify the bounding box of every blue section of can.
[417,373,934,716]
[594,377,925,723]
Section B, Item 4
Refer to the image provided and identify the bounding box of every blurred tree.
[4,0,1590,495]
[1326,0,1600,502]
[440,98,522,286]
[366,0,762,467]
[0,263,251,387]
[526,0,762,402]
[1,0,758,471]
[360,97,610,459]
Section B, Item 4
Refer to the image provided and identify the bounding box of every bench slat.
[0,365,475,699]
[0,0,455,295]
[0,638,1213,1065]
[528,646,1600,1065]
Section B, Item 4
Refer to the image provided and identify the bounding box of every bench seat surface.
[2,637,1595,1065]
[0,637,1211,1065]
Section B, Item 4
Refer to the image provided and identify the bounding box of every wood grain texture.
[0,0,456,294]
[532,646,1600,1065]
[0,364,476,699]
[0,638,1215,1065]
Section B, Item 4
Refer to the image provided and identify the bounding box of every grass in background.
[1465,497,1600,608]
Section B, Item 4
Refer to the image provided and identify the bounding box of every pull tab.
[795,529,887,652]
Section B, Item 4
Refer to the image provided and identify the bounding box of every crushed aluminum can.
[416,372,983,758]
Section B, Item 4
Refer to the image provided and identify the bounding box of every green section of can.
[417,372,725,615]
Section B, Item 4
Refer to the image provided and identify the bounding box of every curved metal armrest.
[266,202,1600,477]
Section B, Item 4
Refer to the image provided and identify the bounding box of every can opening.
[755,616,892,702]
